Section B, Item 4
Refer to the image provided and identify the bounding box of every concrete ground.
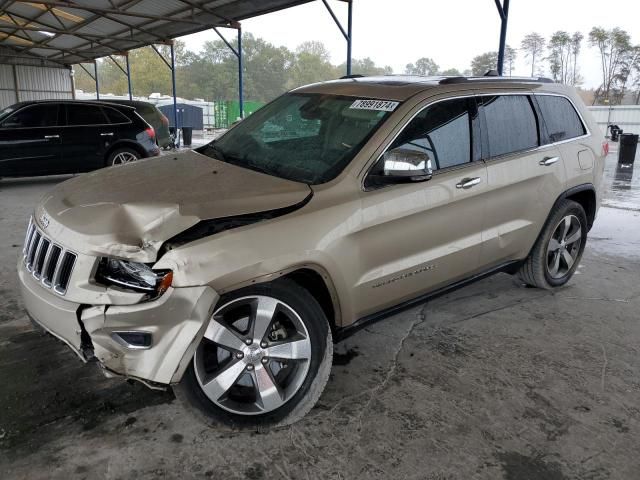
[1,151,639,480]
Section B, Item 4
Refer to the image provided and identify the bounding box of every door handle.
[100,132,114,136]
[539,156,559,166]
[44,135,59,139]
[456,177,482,189]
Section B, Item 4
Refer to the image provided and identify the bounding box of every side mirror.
[369,148,433,186]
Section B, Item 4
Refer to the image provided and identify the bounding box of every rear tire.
[174,279,332,430]
[106,147,140,166]
[518,199,588,289]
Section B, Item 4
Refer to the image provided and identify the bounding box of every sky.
[179,0,640,89]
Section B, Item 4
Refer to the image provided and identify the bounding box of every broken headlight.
[96,258,173,295]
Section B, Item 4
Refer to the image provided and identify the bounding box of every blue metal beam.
[94,61,99,100]
[126,54,132,100]
[106,54,133,100]
[495,0,510,75]
[238,26,244,119]
[170,42,179,147]
[321,0,353,76]
[347,0,352,76]
[212,24,244,119]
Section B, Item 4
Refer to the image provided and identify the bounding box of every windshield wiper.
[209,142,226,162]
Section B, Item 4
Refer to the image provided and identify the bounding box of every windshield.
[198,93,397,184]
[0,106,16,122]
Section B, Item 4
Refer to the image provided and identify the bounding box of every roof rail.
[439,76,554,85]
[340,74,365,79]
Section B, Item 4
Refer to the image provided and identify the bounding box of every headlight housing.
[96,258,173,296]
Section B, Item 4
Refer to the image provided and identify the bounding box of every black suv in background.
[101,100,172,148]
[0,100,160,178]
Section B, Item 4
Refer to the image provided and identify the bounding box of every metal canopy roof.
[0,1,316,65]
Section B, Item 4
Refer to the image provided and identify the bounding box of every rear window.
[480,95,538,157]
[103,107,130,124]
[66,104,108,126]
[536,95,586,143]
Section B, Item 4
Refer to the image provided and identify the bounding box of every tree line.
[74,27,640,106]
[467,27,640,105]
[74,35,391,103]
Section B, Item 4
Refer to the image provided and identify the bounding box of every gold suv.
[18,75,605,428]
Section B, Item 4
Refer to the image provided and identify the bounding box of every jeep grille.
[23,217,77,295]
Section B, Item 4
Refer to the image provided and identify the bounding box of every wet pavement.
[1,149,639,479]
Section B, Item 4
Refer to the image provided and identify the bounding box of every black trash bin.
[182,126,193,146]
[618,133,639,164]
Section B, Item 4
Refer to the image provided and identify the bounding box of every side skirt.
[334,260,522,342]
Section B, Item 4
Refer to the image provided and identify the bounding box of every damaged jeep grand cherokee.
[18,75,604,428]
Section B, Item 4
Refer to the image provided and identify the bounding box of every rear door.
[61,103,112,172]
[0,103,61,176]
[353,96,489,318]
[534,94,593,191]
[478,93,565,267]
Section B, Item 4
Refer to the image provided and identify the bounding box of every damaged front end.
[18,151,314,387]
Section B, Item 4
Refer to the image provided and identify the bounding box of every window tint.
[480,95,538,157]
[103,107,130,124]
[1,104,58,128]
[257,95,322,143]
[536,95,586,143]
[388,98,471,170]
[203,93,392,184]
[66,104,108,126]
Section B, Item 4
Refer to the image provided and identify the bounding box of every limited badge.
[40,213,50,229]
[350,99,399,112]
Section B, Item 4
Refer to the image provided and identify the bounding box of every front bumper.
[18,260,218,385]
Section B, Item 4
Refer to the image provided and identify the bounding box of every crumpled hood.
[35,150,311,262]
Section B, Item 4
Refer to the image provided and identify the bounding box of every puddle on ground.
[602,149,640,211]
[590,152,640,259]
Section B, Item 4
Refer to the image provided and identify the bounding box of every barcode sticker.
[350,99,399,112]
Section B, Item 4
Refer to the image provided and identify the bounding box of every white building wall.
[588,106,640,136]
[0,64,17,108]
[0,64,74,108]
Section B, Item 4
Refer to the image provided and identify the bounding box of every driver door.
[0,103,61,176]
[352,96,489,318]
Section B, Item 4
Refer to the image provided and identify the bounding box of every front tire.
[518,199,588,289]
[174,279,332,429]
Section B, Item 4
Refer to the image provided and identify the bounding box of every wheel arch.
[559,183,597,230]
[524,183,596,262]
[218,264,342,335]
[282,267,341,335]
[104,140,146,165]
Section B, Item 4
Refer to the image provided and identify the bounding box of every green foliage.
[73,35,390,103]
[521,32,546,76]
[504,45,517,76]
[439,68,461,76]
[471,52,498,76]
[588,27,637,104]
[405,57,439,76]
[71,28,640,107]
[547,31,572,84]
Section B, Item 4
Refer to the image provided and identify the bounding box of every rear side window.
[536,95,586,143]
[388,97,472,170]
[479,95,538,157]
[103,107,130,124]
[66,104,108,126]
[1,104,58,128]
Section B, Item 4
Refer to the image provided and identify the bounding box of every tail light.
[602,140,609,156]
[145,126,156,139]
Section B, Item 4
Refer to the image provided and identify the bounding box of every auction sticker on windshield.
[350,99,399,112]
